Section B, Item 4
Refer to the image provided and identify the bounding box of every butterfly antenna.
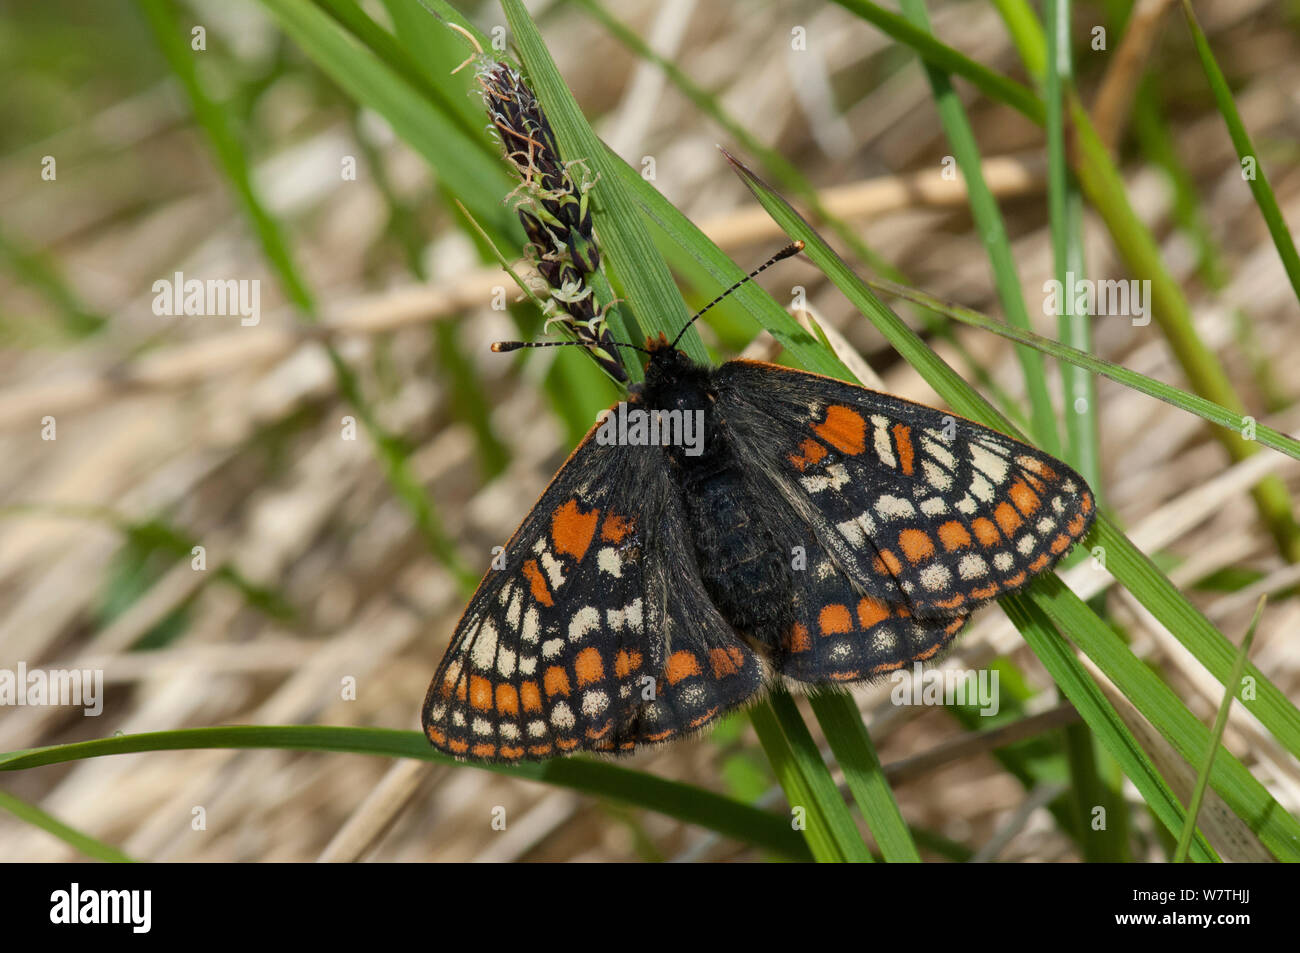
[491,339,651,356]
[670,241,804,349]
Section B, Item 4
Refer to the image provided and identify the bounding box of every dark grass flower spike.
[452,27,628,383]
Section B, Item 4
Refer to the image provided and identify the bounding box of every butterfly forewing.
[422,427,762,763]
[715,361,1095,624]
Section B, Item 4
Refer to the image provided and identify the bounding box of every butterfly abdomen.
[675,448,793,648]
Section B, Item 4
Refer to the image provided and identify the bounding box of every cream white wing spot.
[470,619,498,670]
[568,605,600,641]
[550,702,575,730]
[958,553,989,580]
[920,563,953,591]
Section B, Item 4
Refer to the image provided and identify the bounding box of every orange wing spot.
[944,616,967,635]
[1003,571,1026,588]
[665,650,701,684]
[1067,512,1087,535]
[972,517,1001,546]
[994,502,1023,536]
[469,676,493,711]
[448,738,468,754]
[933,593,966,609]
[574,646,604,686]
[970,582,1000,600]
[1017,455,1057,480]
[520,681,542,712]
[939,520,973,551]
[556,737,580,752]
[614,649,643,677]
[892,423,915,475]
[787,623,812,653]
[913,642,943,661]
[857,596,890,629]
[551,499,600,561]
[829,670,862,682]
[709,646,746,678]
[618,740,635,751]
[586,720,612,740]
[869,658,908,676]
[1009,480,1040,516]
[819,603,853,635]
[495,684,519,716]
[644,729,674,742]
[600,513,635,543]
[440,674,466,701]
[813,405,867,455]
[425,727,446,745]
[527,744,553,757]
[1051,532,1073,554]
[873,549,903,576]
[1028,553,1050,572]
[899,528,935,563]
[789,437,829,471]
[543,666,571,698]
[522,559,554,607]
[471,743,496,758]
[499,745,525,760]
[1080,491,1094,514]
[689,706,721,729]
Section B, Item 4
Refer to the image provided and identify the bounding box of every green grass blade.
[0,727,810,861]
[867,279,1300,461]
[896,0,1059,456]
[1181,0,1300,305]
[1174,596,1266,862]
[269,0,517,237]
[830,0,1045,123]
[147,0,477,589]
[767,687,874,862]
[139,0,314,312]
[991,0,1047,82]
[807,690,921,861]
[1044,0,1099,488]
[503,0,700,374]
[572,0,899,280]
[0,789,136,863]
[1067,92,1300,562]
[749,703,849,862]
[1000,596,1216,861]
[728,160,1300,859]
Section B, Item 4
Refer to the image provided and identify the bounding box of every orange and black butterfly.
[422,247,1095,763]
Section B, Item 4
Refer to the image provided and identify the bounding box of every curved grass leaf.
[0,790,136,863]
[0,727,810,861]
[830,0,1044,124]
[1181,0,1300,305]
[728,157,1300,860]
[868,280,1300,461]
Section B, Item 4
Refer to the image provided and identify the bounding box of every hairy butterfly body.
[422,337,1095,762]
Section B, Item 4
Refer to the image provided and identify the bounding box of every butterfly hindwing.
[422,421,763,763]
[774,519,970,683]
[715,360,1095,626]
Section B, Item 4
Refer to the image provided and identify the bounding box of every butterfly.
[422,248,1095,763]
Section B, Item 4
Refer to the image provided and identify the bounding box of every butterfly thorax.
[638,343,794,651]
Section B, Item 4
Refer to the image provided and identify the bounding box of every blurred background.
[1,0,1298,861]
